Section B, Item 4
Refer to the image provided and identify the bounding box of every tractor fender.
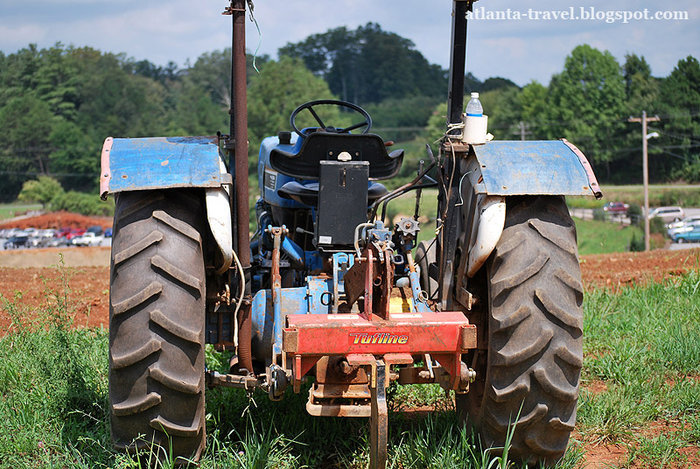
[467,195,506,278]
[464,139,602,199]
[100,136,233,274]
[460,139,601,278]
[100,136,231,199]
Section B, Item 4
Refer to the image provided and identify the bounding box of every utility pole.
[628,111,660,251]
[518,121,530,141]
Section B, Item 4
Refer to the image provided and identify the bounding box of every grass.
[574,218,645,255]
[578,270,700,466]
[0,203,42,221]
[1,265,699,467]
[598,184,700,207]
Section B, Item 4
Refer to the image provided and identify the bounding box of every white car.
[667,215,700,230]
[648,206,685,223]
[71,232,105,247]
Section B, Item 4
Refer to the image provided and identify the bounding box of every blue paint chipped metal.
[471,140,600,197]
[104,136,225,194]
[251,287,308,362]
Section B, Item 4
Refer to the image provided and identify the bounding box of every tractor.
[100,1,602,467]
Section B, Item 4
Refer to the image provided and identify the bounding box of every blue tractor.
[100,1,602,467]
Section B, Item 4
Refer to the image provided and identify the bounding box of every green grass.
[1,265,699,467]
[574,218,645,255]
[599,184,700,207]
[578,270,700,466]
[0,203,42,221]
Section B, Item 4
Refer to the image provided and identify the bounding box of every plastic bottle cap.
[471,92,479,98]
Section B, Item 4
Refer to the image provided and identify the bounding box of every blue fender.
[100,136,230,199]
[464,139,602,198]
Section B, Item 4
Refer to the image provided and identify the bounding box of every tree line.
[0,24,698,203]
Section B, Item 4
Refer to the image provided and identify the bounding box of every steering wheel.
[290,99,372,137]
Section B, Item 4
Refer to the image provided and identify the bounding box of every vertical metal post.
[230,0,250,271]
[642,110,650,251]
[447,0,472,126]
[228,0,253,373]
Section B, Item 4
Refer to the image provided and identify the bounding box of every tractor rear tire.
[457,196,583,465]
[109,190,206,463]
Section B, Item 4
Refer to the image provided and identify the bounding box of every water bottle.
[465,92,483,117]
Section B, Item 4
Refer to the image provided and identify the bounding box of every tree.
[364,96,442,142]
[425,102,448,145]
[247,57,342,151]
[17,175,64,207]
[0,95,55,201]
[519,81,548,139]
[481,77,519,92]
[280,23,446,104]
[658,56,700,182]
[545,45,626,176]
[34,45,81,121]
[610,54,660,182]
[48,119,98,191]
[479,86,522,139]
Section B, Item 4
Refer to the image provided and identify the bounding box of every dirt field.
[0,246,698,467]
[1,246,698,334]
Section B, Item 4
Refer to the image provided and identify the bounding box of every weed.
[0,263,698,467]
[626,433,685,468]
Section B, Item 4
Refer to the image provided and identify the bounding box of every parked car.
[671,223,700,243]
[603,201,629,214]
[86,225,104,235]
[648,206,685,223]
[71,232,104,247]
[104,228,113,238]
[45,236,68,247]
[667,215,700,230]
[4,235,29,249]
[65,229,86,240]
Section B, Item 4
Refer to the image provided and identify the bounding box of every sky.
[0,0,698,86]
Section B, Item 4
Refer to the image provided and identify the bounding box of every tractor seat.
[278,180,388,207]
[269,132,404,181]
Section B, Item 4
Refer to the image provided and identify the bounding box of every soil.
[0,211,112,230]
[0,225,698,467]
[580,249,699,292]
[1,246,695,334]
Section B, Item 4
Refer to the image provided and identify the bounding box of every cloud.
[0,0,697,85]
[0,24,46,48]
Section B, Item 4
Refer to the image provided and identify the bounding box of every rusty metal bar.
[228,0,253,374]
[370,360,388,469]
[206,370,263,389]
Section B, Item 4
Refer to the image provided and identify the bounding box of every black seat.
[270,132,404,180]
[278,180,388,207]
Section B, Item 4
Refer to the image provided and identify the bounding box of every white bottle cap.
[471,92,479,98]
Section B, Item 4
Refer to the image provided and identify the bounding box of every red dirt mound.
[0,211,112,230]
